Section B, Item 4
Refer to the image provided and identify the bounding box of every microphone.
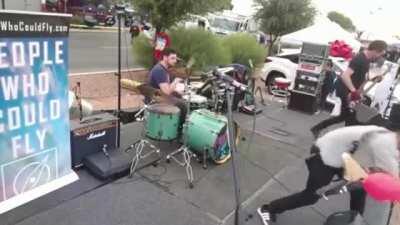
[212,68,250,93]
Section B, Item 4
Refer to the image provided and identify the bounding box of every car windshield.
[210,18,240,31]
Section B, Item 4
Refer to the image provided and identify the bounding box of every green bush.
[70,15,84,25]
[132,34,154,69]
[169,27,231,71]
[222,33,267,68]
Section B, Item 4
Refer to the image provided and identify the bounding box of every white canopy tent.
[280,19,362,52]
[360,32,400,46]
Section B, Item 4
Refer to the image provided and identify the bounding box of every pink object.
[363,173,400,202]
[274,78,290,89]
[330,40,353,60]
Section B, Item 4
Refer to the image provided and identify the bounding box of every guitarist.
[311,40,387,138]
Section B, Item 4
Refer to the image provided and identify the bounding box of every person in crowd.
[319,59,336,111]
[310,40,387,138]
[129,20,141,41]
[257,125,400,225]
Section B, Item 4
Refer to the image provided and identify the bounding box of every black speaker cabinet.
[288,91,319,114]
[70,113,118,168]
[301,42,329,59]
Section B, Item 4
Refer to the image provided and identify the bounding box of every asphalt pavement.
[69,29,141,74]
[3,100,357,225]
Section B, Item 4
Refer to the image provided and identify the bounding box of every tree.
[255,0,316,55]
[327,11,356,32]
[131,0,232,32]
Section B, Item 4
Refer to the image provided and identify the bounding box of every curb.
[69,68,146,77]
[70,24,129,32]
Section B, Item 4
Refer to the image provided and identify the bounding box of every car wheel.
[362,95,372,106]
[265,72,285,95]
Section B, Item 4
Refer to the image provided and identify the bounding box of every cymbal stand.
[166,79,196,188]
[127,101,162,177]
[226,85,242,225]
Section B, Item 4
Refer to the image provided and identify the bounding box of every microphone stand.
[226,84,242,225]
[116,8,123,148]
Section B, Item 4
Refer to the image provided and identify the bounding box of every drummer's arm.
[159,82,176,96]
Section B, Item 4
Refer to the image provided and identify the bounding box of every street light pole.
[1,0,5,10]
[115,4,125,148]
[117,12,122,147]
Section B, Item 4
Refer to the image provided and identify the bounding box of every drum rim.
[147,104,180,115]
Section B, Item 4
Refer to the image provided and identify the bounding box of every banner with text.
[0,10,78,213]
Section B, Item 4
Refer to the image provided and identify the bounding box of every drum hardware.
[166,78,196,189]
[225,81,242,225]
[182,91,208,110]
[127,103,163,177]
[126,139,161,178]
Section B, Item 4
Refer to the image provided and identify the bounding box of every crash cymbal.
[121,79,142,93]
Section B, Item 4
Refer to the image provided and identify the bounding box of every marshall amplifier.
[70,113,118,168]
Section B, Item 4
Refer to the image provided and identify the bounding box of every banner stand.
[0,173,78,214]
[0,10,78,214]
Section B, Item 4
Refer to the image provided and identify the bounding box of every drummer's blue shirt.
[148,63,170,89]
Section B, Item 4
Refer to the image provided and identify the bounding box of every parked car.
[179,15,211,30]
[260,49,348,94]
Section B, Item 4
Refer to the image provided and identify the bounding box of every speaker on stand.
[288,42,329,114]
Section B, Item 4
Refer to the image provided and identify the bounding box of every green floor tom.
[145,104,180,141]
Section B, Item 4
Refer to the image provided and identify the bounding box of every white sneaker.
[257,207,273,225]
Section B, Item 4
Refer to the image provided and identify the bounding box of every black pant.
[319,83,332,110]
[267,152,366,215]
[311,93,359,133]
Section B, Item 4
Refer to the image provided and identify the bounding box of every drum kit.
[126,73,240,188]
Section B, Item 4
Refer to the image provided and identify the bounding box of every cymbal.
[169,67,190,79]
[121,79,142,93]
[137,84,169,101]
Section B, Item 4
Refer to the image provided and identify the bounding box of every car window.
[278,54,299,63]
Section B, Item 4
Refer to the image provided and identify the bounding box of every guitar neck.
[363,65,392,93]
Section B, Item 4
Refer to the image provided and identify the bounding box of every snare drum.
[183,93,208,110]
[184,109,239,164]
[145,104,180,141]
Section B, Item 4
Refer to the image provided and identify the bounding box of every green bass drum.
[145,104,180,141]
[185,109,237,164]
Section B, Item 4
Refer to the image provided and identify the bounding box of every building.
[1,0,42,11]
[0,0,90,13]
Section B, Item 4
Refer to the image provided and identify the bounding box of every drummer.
[147,48,187,129]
